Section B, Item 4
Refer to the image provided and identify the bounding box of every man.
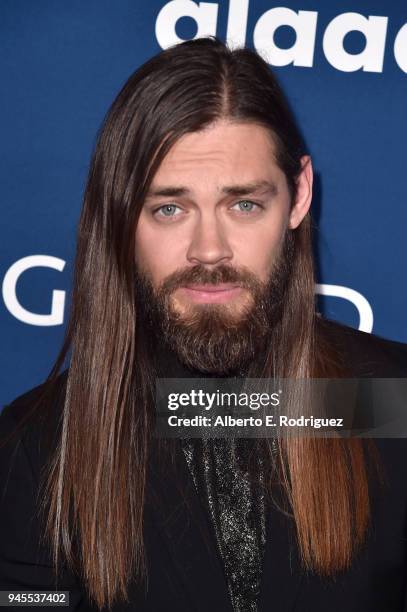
[1,37,407,612]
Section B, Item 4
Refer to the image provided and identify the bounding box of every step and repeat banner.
[1,1,406,406]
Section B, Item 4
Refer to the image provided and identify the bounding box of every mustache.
[158,264,264,296]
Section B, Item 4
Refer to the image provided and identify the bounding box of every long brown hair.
[6,37,380,608]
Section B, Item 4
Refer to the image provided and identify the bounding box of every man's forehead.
[150,121,278,171]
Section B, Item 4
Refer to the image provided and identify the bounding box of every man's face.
[134,120,312,373]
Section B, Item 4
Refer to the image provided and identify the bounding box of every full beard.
[135,231,295,375]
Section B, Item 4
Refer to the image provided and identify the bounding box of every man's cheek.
[257,258,277,283]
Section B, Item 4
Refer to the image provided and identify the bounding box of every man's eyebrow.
[146,186,190,198]
[221,180,278,197]
[146,180,278,198]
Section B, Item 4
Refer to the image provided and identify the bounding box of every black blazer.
[1,317,407,612]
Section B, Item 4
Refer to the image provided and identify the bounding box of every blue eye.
[232,200,260,213]
[156,204,181,217]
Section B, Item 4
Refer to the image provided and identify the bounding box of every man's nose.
[186,215,233,265]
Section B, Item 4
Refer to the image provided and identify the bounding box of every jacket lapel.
[258,487,305,611]
[146,436,234,611]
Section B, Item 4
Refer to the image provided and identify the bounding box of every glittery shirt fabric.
[180,437,267,612]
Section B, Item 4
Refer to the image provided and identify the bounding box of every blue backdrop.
[1,0,406,407]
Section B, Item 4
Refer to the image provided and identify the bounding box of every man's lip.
[182,283,241,292]
[177,284,243,304]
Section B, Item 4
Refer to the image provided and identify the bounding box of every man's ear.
[288,155,313,229]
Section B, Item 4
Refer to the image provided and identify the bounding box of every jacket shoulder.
[316,316,407,377]
[2,369,68,421]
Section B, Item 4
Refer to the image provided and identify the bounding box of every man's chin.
[158,303,267,375]
[169,294,254,323]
